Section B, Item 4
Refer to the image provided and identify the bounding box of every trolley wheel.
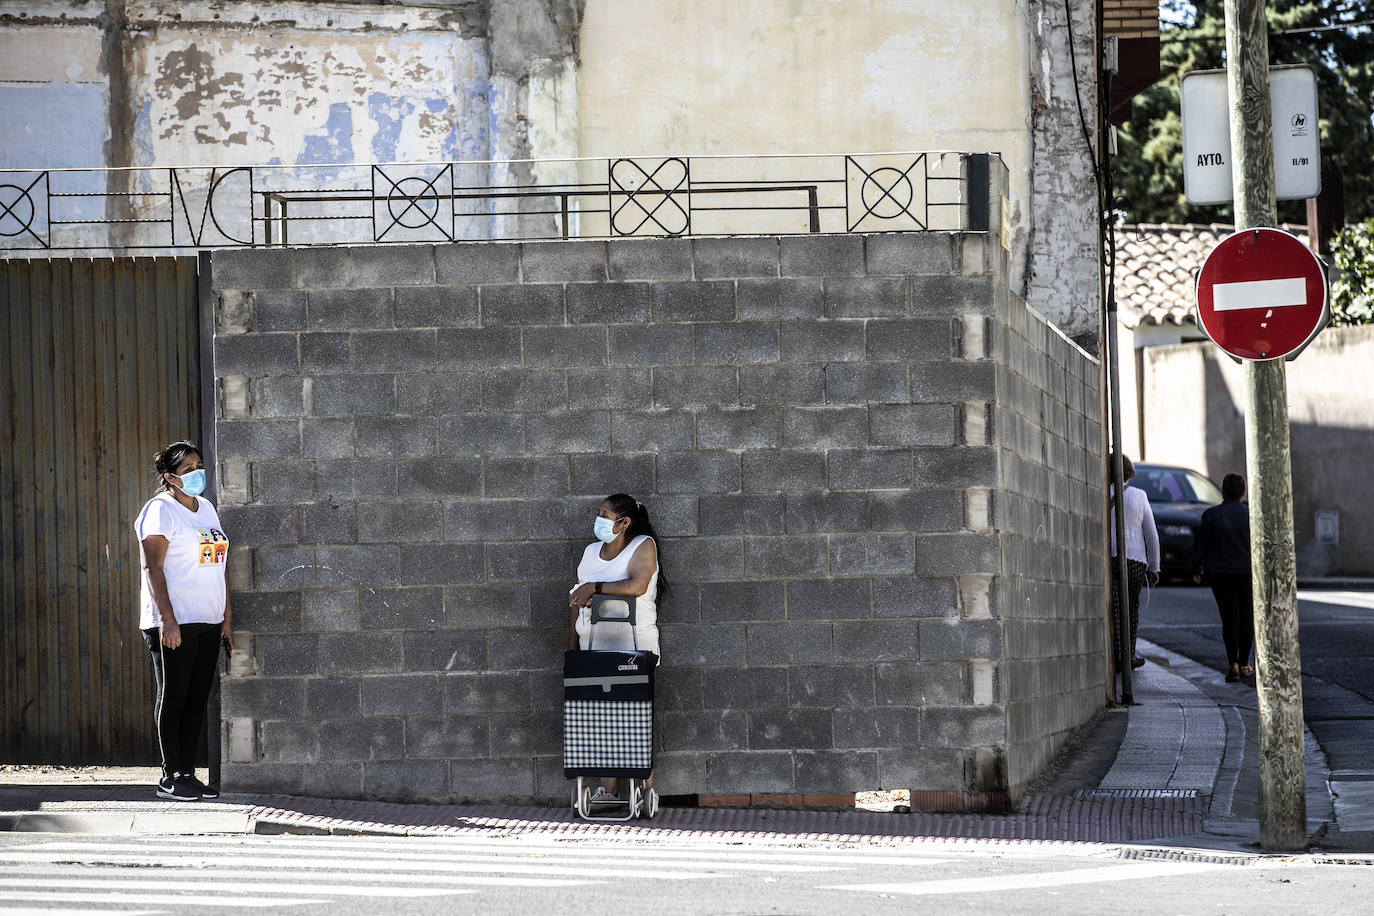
[571,783,579,811]
[645,788,659,819]
[577,781,591,815]
[629,782,641,816]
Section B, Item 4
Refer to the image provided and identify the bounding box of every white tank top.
[574,535,659,654]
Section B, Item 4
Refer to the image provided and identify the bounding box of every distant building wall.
[1142,326,1374,577]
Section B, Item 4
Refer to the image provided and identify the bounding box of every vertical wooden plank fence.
[1,257,200,763]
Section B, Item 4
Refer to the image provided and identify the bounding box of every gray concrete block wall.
[991,295,1106,797]
[211,228,1103,805]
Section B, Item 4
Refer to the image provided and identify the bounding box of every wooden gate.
[1,257,202,763]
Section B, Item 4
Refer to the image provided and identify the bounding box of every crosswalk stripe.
[0,866,592,889]
[0,892,322,908]
[824,862,1225,896]
[0,877,475,898]
[0,910,162,916]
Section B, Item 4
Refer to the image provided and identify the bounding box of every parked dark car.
[1129,463,1225,582]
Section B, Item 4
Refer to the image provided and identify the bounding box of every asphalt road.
[1,831,1372,915]
[1138,585,1374,777]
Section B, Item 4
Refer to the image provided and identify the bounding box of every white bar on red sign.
[1212,277,1307,312]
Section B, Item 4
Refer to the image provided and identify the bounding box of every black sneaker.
[158,775,199,801]
[179,773,209,799]
[155,775,176,799]
[201,782,220,799]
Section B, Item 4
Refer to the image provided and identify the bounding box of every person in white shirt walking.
[1110,456,1160,670]
[135,441,234,802]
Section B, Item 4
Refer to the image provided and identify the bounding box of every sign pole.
[1224,0,1307,851]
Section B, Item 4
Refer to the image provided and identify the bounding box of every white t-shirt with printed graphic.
[135,491,230,629]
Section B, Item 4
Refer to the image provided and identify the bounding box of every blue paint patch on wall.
[368,92,411,163]
[300,102,355,165]
[0,83,107,171]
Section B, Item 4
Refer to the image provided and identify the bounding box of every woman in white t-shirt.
[135,441,234,802]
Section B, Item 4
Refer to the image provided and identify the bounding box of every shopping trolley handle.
[589,593,636,626]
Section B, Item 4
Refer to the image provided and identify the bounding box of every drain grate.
[1074,788,1199,799]
[1119,847,1254,866]
[1314,857,1374,866]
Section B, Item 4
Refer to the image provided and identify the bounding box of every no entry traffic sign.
[1195,227,1329,360]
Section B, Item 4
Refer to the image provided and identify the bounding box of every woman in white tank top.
[567,493,666,659]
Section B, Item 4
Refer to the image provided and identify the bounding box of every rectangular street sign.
[1181,64,1320,205]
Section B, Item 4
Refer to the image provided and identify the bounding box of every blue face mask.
[593,516,618,543]
[176,468,207,497]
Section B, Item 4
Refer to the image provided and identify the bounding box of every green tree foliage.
[1113,1,1374,226]
[1330,219,1374,325]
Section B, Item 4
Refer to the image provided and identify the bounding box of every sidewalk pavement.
[2,639,1368,855]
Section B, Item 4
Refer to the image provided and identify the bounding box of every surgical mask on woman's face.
[176,468,207,497]
[593,516,618,543]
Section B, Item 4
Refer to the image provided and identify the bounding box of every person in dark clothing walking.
[1193,473,1254,682]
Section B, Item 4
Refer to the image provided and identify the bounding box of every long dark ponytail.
[605,493,669,596]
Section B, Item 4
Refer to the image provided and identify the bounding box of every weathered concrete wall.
[1142,326,1374,577]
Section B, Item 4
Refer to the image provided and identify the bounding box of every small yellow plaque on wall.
[1000,197,1011,251]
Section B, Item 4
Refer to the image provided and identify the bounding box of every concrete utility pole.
[1223,0,1308,852]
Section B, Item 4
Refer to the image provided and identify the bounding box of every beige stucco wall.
[1142,326,1374,576]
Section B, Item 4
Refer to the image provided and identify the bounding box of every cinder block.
[699,579,786,622]
[697,493,784,537]
[912,447,997,490]
[918,617,1004,660]
[875,662,964,706]
[396,372,481,416]
[607,238,692,280]
[833,620,918,662]
[522,326,607,369]
[737,278,822,319]
[824,362,909,405]
[783,407,867,449]
[312,374,396,417]
[745,621,832,665]
[828,533,915,576]
[435,242,520,285]
[706,750,794,794]
[365,758,449,802]
[864,318,953,361]
[219,504,300,547]
[361,586,444,630]
[782,493,866,535]
[215,333,299,376]
[308,288,393,330]
[664,623,747,666]
[868,491,958,533]
[486,541,574,582]
[222,762,305,795]
[220,376,249,420]
[483,370,568,411]
[866,233,955,275]
[231,590,303,633]
[213,248,293,290]
[314,544,400,587]
[292,248,355,290]
[790,665,874,707]
[319,716,404,761]
[436,327,523,369]
[354,416,436,458]
[741,450,826,492]
[306,677,360,717]
[439,414,523,456]
[610,410,694,451]
[526,411,611,454]
[608,324,694,366]
[695,322,780,365]
[301,418,353,459]
[827,449,911,490]
[303,502,356,545]
[786,577,870,620]
[318,631,404,675]
[744,535,827,577]
[659,710,747,752]
[521,240,607,282]
[569,453,655,496]
[361,674,443,716]
[696,407,781,450]
[487,627,567,670]
[444,671,530,714]
[313,459,396,500]
[443,584,530,629]
[357,500,442,543]
[480,284,564,326]
[218,420,301,460]
[693,237,779,278]
[227,717,255,763]
[484,456,568,497]
[823,278,907,318]
[222,677,305,719]
[489,710,562,758]
[910,275,995,314]
[869,404,958,446]
[911,360,996,403]
[406,715,490,757]
[780,235,864,277]
[834,707,921,749]
[440,499,526,543]
[248,459,305,504]
[921,705,1005,747]
[350,330,438,373]
[878,746,965,791]
[450,758,535,801]
[914,532,1000,576]
[394,285,478,328]
[655,452,739,494]
[352,246,436,288]
[567,368,652,410]
[652,366,738,408]
[566,282,651,325]
[254,546,314,591]
[739,364,824,406]
[652,281,736,322]
[702,666,788,708]
[749,708,833,749]
[300,332,350,373]
[872,576,958,619]
[779,321,864,363]
[303,590,360,632]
